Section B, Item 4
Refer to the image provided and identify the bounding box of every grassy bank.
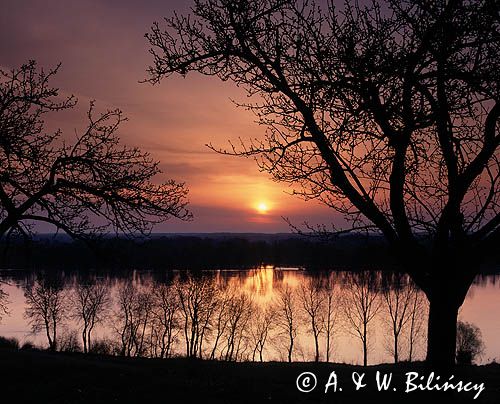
[0,349,499,403]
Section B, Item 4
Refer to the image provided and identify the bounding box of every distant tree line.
[0,235,398,271]
[2,234,500,272]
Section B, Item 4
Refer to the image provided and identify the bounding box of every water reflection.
[0,267,499,365]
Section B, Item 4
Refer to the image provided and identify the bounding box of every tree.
[407,287,427,362]
[322,276,339,363]
[114,281,143,357]
[381,275,420,363]
[114,281,156,357]
[24,276,67,351]
[0,284,8,322]
[299,277,325,362]
[221,290,254,361]
[209,284,233,360]
[176,276,217,358]
[150,283,180,358]
[71,280,111,354]
[342,272,381,366]
[250,306,275,362]
[273,284,298,362]
[456,320,485,364]
[146,0,500,367]
[0,61,190,242]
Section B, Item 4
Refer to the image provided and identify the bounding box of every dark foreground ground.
[0,349,499,404]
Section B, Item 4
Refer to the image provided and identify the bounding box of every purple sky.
[0,0,340,232]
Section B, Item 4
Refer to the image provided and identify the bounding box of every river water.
[0,267,499,365]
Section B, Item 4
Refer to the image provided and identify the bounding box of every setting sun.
[256,201,269,214]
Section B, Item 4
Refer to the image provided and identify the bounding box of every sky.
[0,0,338,233]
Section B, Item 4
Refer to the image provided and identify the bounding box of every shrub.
[0,336,19,350]
[58,329,82,353]
[89,338,116,356]
[20,341,37,351]
[456,321,485,365]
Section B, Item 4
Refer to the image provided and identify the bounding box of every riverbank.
[0,349,498,403]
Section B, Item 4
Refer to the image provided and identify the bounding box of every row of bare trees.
[20,273,427,364]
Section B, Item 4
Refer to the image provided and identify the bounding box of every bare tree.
[134,288,155,357]
[342,272,381,366]
[71,280,111,354]
[176,276,217,358]
[322,277,339,363]
[24,276,67,351]
[221,291,253,361]
[0,284,8,322]
[381,276,420,363]
[114,281,151,357]
[147,0,500,367]
[407,288,427,362]
[209,286,232,360]
[150,283,180,358]
[273,284,298,362]
[250,306,275,362]
[114,281,136,356]
[0,61,190,242]
[299,277,325,362]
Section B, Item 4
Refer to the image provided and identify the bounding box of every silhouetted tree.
[114,281,149,357]
[342,272,381,366]
[322,277,339,362]
[250,306,275,362]
[273,284,298,362]
[176,276,217,358]
[209,286,232,360]
[456,320,485,364]
[299,278,325,362]
[0,284,8,322]
[23,277,67,351]
[0,61,190,242]
[222,290,254,361]
[382,277,420,363]
[71,281,111,353]
[150,283,180,358]
[407,288,427,362]
[147,0,500,367]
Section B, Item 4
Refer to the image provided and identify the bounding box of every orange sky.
[0,0,338,232]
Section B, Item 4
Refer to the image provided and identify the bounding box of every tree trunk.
[394,333,398,363]
[82,329,88,354]
[409,252,476,369]
[314,331,320,362]
[362,322,368,366]
[362,338,367,367]
[426,293,459,369]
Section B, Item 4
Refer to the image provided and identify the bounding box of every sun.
[256,201,269,214]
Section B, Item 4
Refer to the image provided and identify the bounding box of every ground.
[0,349,499,403]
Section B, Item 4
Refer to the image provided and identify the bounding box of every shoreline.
[0,348,498,403]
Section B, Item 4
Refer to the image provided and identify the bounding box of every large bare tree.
[146,0,500,367]
[0,61,190,241]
